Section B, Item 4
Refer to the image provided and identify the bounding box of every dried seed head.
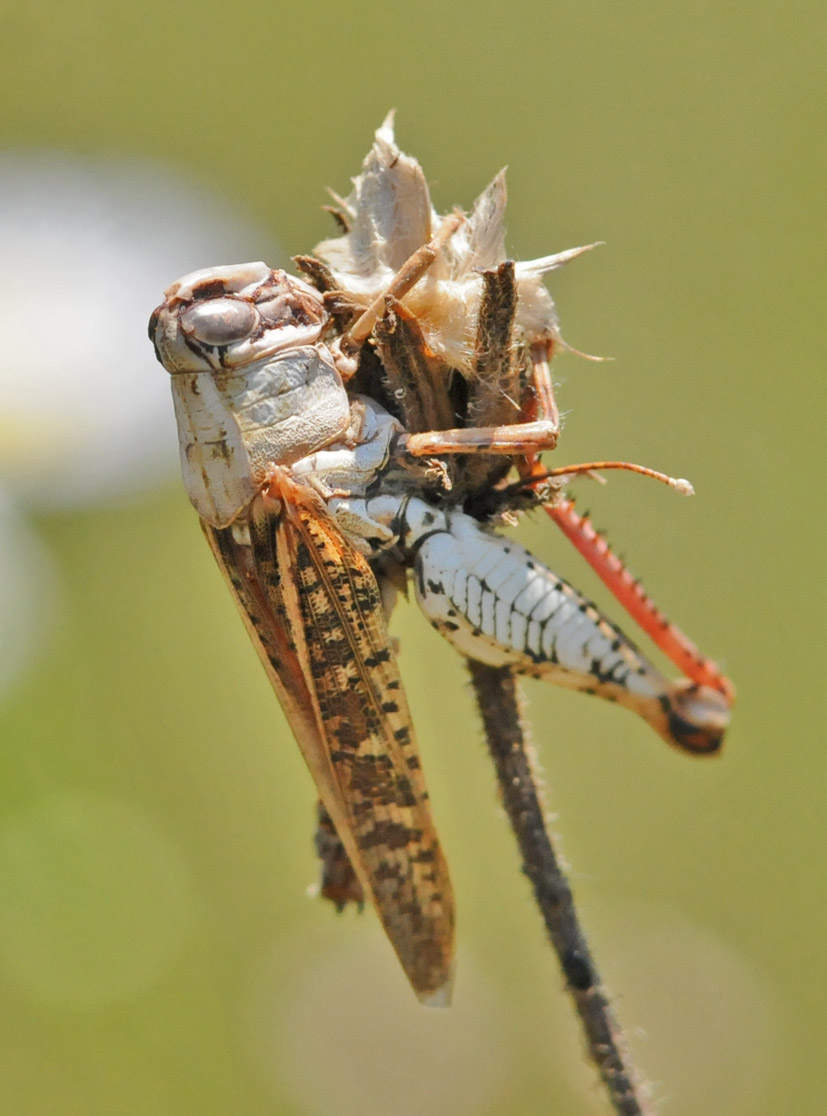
[313,115,595,376]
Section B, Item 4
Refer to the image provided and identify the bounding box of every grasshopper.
[148,121,732,1009]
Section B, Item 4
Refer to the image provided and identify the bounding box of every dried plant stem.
[468,660,656,1116]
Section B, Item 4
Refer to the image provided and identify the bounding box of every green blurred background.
[0,2,823,1113]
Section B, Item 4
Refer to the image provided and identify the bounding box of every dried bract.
[315,112,594,377]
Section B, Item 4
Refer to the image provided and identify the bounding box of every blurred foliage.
[0,1,824,1113]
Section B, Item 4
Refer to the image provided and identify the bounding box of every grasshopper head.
[149,262,329,375]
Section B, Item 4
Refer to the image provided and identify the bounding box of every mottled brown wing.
[203,477,455,1005]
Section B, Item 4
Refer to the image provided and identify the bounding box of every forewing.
[202,519,338,806]
[205,480,455,1004]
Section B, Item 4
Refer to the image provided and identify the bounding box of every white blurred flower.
[0,150,279,508]
[0,150,277,693]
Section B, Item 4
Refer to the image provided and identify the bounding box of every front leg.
[330,215,465,377]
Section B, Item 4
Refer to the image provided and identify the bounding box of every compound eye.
[181,298,258,346]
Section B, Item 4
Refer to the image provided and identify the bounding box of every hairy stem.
[467,660,656,1116]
